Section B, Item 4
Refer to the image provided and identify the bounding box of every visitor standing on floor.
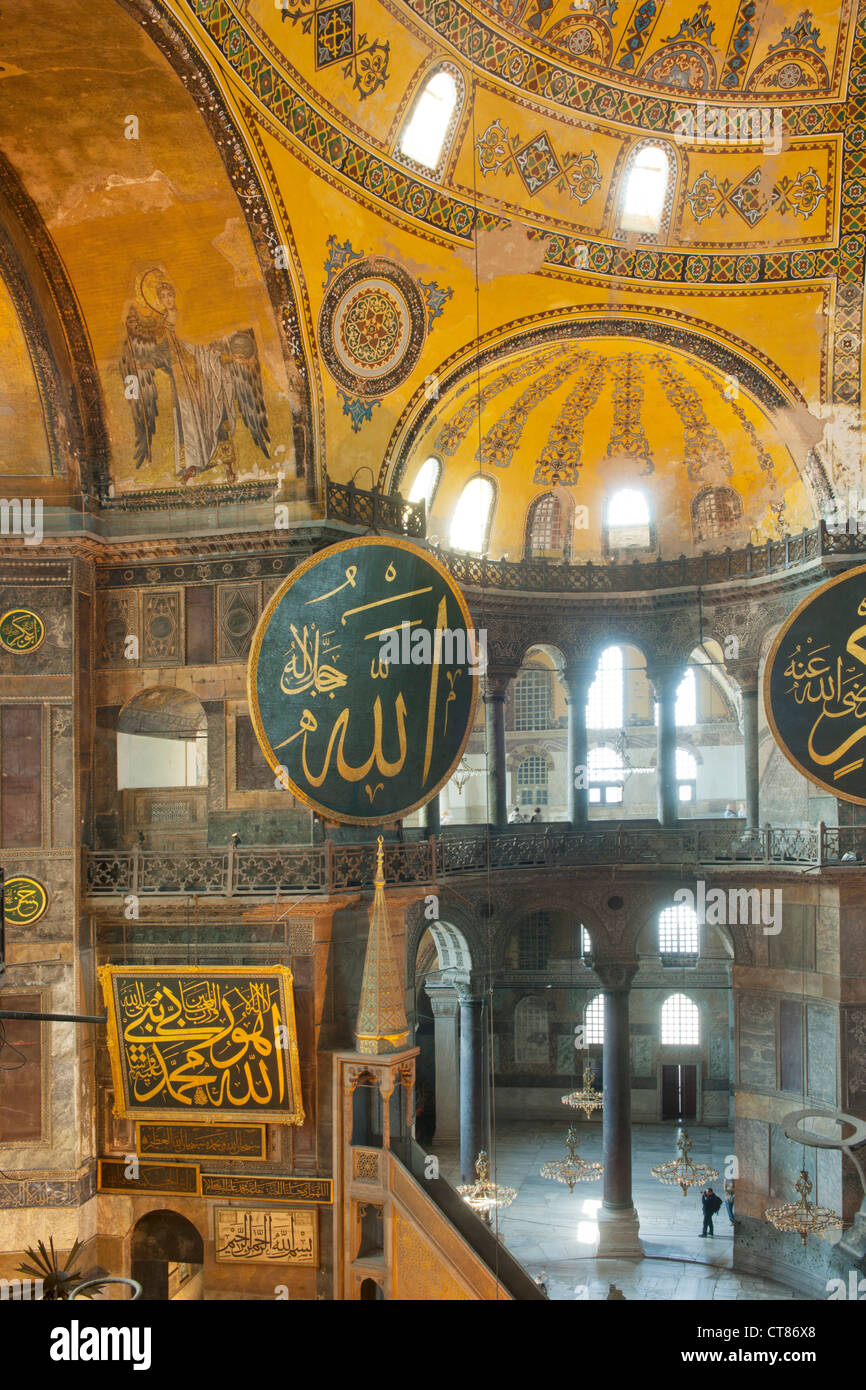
[700,1185,721,1237]
[724,1178,735,1224]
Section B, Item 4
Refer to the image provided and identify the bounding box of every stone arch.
[131,1209,203,1301]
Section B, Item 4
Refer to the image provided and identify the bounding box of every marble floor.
[438,1122,806,1301]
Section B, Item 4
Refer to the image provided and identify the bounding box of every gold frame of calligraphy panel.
[764,563,866,805]
[214,1206,318,1267]
[136,1122,269,1161]
[200,1173,333,1203]
[98,965,304,1126]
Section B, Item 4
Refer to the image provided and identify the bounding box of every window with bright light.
[587,646,623,730]
[450,475,494,553]
[661,993,700,1045]
[398,69,460,174]
[605,489,651,550]
[676,747,697,803]
[527,493,570,556]
[580,924,592,958]
[517,755,549,807]
[659,904,699,956]
[588,746,624,804]
[514,668,552,731]
[408,456,441,508]
[675,669,697,727]
[585,993,605,1045]
[620,143,670,234]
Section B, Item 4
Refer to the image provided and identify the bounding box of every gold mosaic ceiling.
[0,0,859,551]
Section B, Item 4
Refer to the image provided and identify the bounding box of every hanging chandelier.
[651,1128,719,1197]
[457,1151,517,1219]
[540,1126,603,1192]
[451,755,477,796]
[765,1170,841,1246]
[561,1066,604,1120]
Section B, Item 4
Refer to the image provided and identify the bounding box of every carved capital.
[646,663,685,702]
[558,662,597,701]
[483,666,519,700]
[726,658,760,695]
[594,961,639,992]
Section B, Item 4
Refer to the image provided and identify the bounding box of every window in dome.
[661,993,700,1045]
[605,488,652,550]
[619,142,672,236]
[691,486,743,543]
[587,646,624,730]
[526,492,571,557]
[407,456,441,509]
[449,475,495,553]
[397,67,462,177]
[588,745,624,805]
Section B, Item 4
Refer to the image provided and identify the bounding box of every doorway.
[130,1210,203,1300]
[661,1064,697,1121]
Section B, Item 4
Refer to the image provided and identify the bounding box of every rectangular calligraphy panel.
[136,1122,268,1161]
[201,1173,333,1203]
[214,1207,317,1266]
[99,966,304,1125]
[98,1160,200,1197]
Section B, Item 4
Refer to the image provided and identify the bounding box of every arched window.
[518,912,551,970]
[514,996,550,1065]
[450,475,494,553]
[580,924,593,962]
[661,993,700,1045]
[676,748,697,803]
[397,67,463,178]
[408,456,441,508]
[585,993,605,1045]
[588,746,624,805]
[675,669,696,726]
[605,488,651,550]
[526,492,571,557]
[619,142,673,236]
[117,688,208,791]
[587,645,623,729]
[659,904,699,957]
[692,486,743,543]
[514,667,552,731]
[516,754,549,807]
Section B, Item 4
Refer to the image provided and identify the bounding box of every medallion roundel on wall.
[318,257,426,398]
[0,608,45,654]
[3,876,49,926]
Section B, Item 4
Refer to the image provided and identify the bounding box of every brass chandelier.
[457,1151,517,1219]
[651,1128,720,1197]
[765,1170,841,1246]
[540,1126,603,1192]
[561,1066,604,1120]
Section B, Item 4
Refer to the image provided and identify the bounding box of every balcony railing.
[326,479,426,538]
[84,823,860,897]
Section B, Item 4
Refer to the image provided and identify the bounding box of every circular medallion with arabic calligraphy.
[0,608,45,654]
[3,875,49,926]
[247,538,480,824]
[764,564,866,805]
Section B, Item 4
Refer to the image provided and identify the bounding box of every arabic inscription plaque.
[99,966,304,1125]
[247,537,479,824]
[765,564,866,804]
[215,1207,317,1266]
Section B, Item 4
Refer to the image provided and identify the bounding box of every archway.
[413,918,473,1148]
[116,687,208,848]
[130,1209,203,1301]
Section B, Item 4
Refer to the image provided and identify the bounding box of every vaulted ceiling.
[0,0,861,556]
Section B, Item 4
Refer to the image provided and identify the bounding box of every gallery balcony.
[83,822,865,899]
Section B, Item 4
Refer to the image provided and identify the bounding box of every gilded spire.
[354,836,410,1055]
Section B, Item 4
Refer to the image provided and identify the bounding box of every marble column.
[595,961,643,1258]
[426,985,460,1144]
[560,662,596,826]
[459,993,485,1182]
[483,668,515,831]
[424,793,441,836]
[649,665,682,829]
[733,666,760,829]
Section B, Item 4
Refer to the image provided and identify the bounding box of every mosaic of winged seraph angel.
[121,268,270,485]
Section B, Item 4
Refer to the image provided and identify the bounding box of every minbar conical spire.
[354,837,410,1055]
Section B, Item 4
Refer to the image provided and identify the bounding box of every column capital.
[726,658,760,694]
[594,960,639,992]
[558,661,597,700]
[425,985,461,1018]
[483,666,518,700]
[646,662,686,700]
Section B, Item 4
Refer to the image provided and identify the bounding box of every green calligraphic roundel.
[0,608,44,653]
[764,564,866,805]
[3,876,49,926]
[247,537,480,824]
